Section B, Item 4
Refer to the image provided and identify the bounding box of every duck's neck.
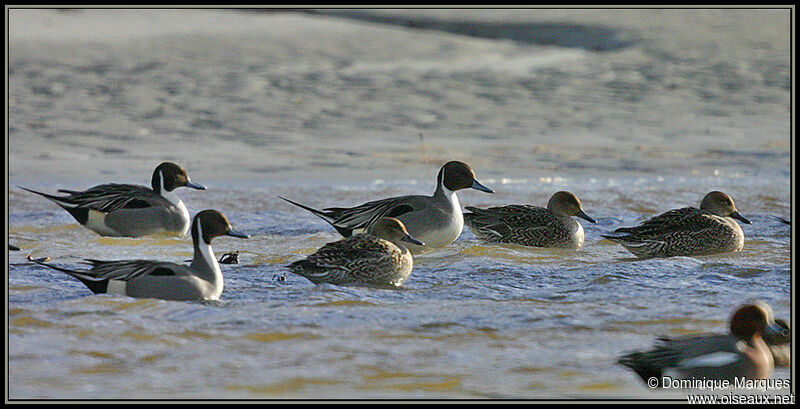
[433,169,459,205]
[161,187,183,207]
[191,223,222,285]
[157,172,190,235]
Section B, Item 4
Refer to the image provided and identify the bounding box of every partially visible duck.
[287,217,423,287]
[618,301,787,385]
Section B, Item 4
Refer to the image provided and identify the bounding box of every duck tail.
[617,352,664,386]
[26,255,108,294]
[19,186,90,224]
[278,196,334,221]
[278,196,353,236]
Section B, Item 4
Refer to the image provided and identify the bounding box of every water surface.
[8,8,792,400]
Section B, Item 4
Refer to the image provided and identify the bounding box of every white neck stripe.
[196,222,217,268]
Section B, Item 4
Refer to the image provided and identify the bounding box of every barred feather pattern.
[604,207,745,258]
[288,234,413,287]
[464,205,578,248]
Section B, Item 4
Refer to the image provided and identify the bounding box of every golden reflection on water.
[244,332,319,343]
[225,378,342,395]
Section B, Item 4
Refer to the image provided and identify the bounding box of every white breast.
[160,189,191,236]
[574,221,585,249]
[422,188,463,248]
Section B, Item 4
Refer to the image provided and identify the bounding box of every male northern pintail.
[602,191,751,258]
[280,161,493,254]
[28,210,248,301]
[464,191,597,249]
[618,300,788,386]
[20,162,206,238]
[764,318,791,367]
[287,217,424,287]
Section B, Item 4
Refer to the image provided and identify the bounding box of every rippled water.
[8,8,792,401]
[9,169,791,399]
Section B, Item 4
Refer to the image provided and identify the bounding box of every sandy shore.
[8,8,791,186]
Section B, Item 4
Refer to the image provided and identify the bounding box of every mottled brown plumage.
[464,191,596,249]
[287,217,423,287]
[603,191,751,258]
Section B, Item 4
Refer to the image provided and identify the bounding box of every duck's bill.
[764,321,791,341]
[731,211,751,224]
[471,179,494,194]
[226,229,250,239]
[401,233,425,246]
[186,180,207,190]
[576,209,597,224]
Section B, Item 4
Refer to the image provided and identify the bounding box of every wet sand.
[9,8,790,185]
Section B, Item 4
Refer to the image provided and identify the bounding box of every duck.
[602,191,751,258]
[280,161,493,253]
[28,210,248,301]
[464,191,596,249]
[287,217,423,287]
[618,300,787,385]
[20,161,206,237]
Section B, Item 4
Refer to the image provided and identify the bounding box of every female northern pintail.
[602,191,751,258]
[287,217,424,287]
[20,162,206,238]
[28,210,248,301]
[464,191,597,249]
[618,300,788,385]
[280,161,493,254]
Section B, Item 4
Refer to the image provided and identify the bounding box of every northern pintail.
[764,318,791,367]
[618,300,788,385]
[464,191,597,249]
[602,191,751,258]
[28,210,248,301]
[287,217,424,287]
[280,161,493,253]
[20,162,206,238]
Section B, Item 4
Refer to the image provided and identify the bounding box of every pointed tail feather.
[19,186,72,205]
[278,196,333,220]
[19,186,89,224]
[618,352,664,386]
[26,256,108,294]
[278,196,353,237]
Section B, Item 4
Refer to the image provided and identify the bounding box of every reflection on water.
[7,8,791,400]
[8,174,791,399]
